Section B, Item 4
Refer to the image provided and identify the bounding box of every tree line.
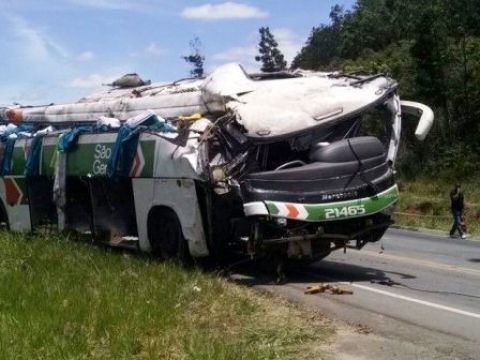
[291,0,480,179]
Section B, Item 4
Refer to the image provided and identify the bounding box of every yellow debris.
[177,113,202,122]
[305,284,329,294]
[305,283,353,295]
[330,286,353,295]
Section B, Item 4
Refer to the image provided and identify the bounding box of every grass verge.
[0,231,332,359]
[395,179,480,235]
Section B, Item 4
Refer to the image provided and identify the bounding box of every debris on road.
[305,284,329,294]
[355,324,372,335]
[305,283,353,295]
[370,279,401,287]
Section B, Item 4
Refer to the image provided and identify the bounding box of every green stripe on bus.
[140,141,155,177]
[267,202,280,215]
[11,147,26,176]
[38,140,155,177]
[264,185,399,222]
[304,185,399,221]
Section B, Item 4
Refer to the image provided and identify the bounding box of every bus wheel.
[148,207,190,264]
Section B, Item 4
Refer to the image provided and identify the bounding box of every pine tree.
[255,27,287,73]
[182,37,205,78]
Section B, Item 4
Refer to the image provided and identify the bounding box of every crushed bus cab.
[0,63,433,262]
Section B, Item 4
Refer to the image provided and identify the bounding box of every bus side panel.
[132,178,209,258]
[0,176,32,231]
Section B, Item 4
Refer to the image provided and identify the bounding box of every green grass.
[0,231,332,359]
[395,179,480,235]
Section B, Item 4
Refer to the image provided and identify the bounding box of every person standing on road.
[450,184,466,239]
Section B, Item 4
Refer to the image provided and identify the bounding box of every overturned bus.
[0,64,433,262]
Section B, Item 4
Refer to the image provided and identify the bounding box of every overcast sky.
[0,0,355,105]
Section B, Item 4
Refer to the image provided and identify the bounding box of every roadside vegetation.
[395,179,480,235]
[292,1,480,182]
[0,231,332,359]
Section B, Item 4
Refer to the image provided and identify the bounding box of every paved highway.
[243,229,480,359]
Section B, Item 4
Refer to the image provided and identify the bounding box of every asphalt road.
[242,229,480,359]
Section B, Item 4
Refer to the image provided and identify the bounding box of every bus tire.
[148,207,190,264]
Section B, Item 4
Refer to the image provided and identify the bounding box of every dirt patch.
[330,326,438,360]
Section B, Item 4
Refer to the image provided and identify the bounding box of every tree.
[291,6,345,70]
[255,27,287,72]
[183,37,205,78]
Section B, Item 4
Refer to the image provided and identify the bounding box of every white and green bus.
[0,64,433,262]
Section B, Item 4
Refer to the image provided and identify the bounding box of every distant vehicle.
[0,64,433,263]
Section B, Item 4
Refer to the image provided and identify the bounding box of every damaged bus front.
[203,65,434,260]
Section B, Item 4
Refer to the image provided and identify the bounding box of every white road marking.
[357,250,480,276]
[343,282,480,320]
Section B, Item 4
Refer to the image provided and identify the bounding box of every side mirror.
[400,101,434,141]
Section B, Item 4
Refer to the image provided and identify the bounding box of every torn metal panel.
[226,72,396,141]
[200,63,255,99]
[52,150,66,230]
[386,95,402,164]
